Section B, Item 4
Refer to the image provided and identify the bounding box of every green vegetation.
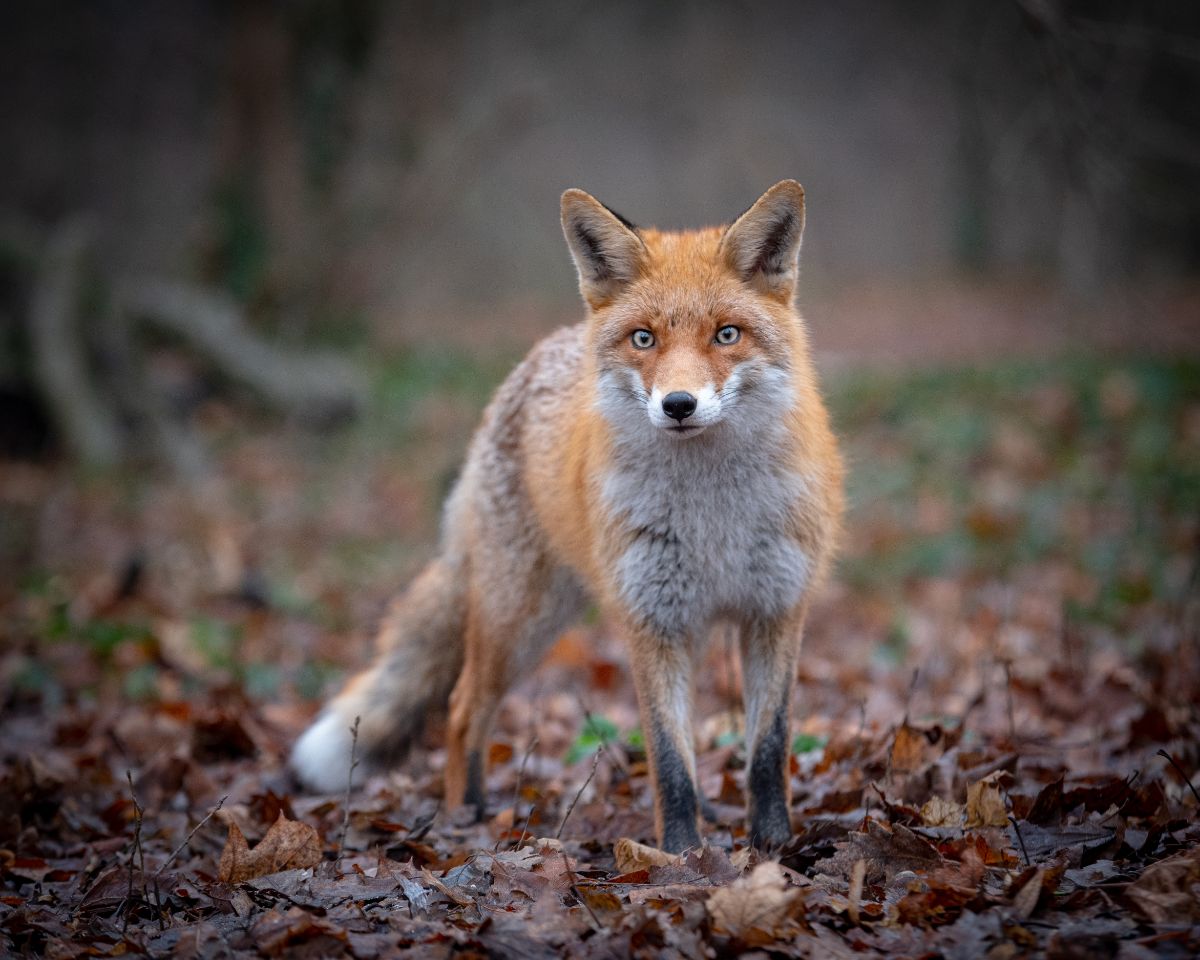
[828,356,1199,630]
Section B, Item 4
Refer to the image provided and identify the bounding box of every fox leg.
[739,613,804,849]
[445,566,584,817]
[626,629,702,853]
[444,598,503,815]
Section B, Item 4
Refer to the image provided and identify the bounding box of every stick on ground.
[153,794,227,881]
[337,716,361,861]
[556,748,601,841]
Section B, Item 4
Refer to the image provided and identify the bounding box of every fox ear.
[561,189,645,309]
[721,180,806,300]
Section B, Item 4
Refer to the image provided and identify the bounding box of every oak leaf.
[966,772,1009,828]
[707,861,803,941]
[1126,847,1200,924]
[921,796,964,827]
[217,814,322,884]
[613,837,680,874]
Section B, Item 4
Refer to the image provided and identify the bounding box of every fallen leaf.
[921,796,964,827]
[816,820,943,885]
[1025,777,1063,825]
[1126,847,1200,924]
[966,772,1009,828]
[1011,867,1045,919]
[891,723,934,773]
[613,837,680,874]
[250,905,348,955]
[707,861,803,940]
[217,814,322,884]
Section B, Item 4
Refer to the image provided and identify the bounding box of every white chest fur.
[600,425,812,637]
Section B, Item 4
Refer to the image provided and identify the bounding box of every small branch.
[121,279,365,418]
[123,771,144,933]
[847,858,866,925]
[153,794,228,881]
[513,805,537,851]
[556,748,601,841]
[1157,749,1200,810]
[903,668,920,724]
[500,734,539,852]
[1003,660,1016,740]
[337,716,362,861]
[561,851,601,931]
[1009,815,1031,867]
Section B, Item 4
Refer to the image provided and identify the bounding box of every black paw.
[749,809,792,851]
[662,821,703,854]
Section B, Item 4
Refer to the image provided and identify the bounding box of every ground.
[1,335,1198,957]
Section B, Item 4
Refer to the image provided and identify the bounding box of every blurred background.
[1,1,1197,758]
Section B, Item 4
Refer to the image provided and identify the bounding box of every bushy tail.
[291,557,465,792]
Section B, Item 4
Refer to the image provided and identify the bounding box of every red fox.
[292,181,844,852]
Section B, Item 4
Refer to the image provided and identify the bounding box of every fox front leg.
[739,614,804,849]
[625,629,702,853]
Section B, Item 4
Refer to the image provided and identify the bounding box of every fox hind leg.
[444,566,585,819]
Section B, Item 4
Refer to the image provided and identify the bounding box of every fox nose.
[662,391,697,423]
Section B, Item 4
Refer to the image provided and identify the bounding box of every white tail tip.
[290,711,363,793]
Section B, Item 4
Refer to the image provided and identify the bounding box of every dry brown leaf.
[707,861,803,940]
[613,837,680,874]
[815,820,943,885]
[1011,867,1044,919]
[1126,847,1200,924]
[966,772,1009,828]
[217,814,323,884]
[921,796,964,827]
[891,723,934,773]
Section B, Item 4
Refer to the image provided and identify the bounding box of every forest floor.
[1,339,1198,957]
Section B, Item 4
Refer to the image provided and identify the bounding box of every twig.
[513,805,538,851]
[1009,815,1031,866]
[500,734,539,852]
[1003,660,1016,740]
[123,771,144,933]
[848,858,866,925]
[337,716,362,861]
[556,748,601,840]
[153,795,227,881]
[561,851,602,930]
[1157,749,1200,810]
[903,668,920,724]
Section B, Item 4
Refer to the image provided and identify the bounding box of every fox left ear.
[561,189,646,309]
[721,180,806,301]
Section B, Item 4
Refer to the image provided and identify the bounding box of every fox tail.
[290,556,465,791]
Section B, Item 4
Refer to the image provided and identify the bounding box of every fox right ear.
[561,189,645,309]
[721,180,806,302]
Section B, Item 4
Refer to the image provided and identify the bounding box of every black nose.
[662,391,697,423]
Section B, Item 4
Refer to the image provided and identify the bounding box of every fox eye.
[715,325,741,345]
[630,329,655,350]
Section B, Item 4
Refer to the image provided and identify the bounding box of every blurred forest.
[2,2,1199,957]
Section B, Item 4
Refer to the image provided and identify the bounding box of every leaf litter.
[1,355,1198,956]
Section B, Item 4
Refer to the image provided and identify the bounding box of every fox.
[291,180,844,852]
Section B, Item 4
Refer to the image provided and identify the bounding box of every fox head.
[561,181,808,441]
